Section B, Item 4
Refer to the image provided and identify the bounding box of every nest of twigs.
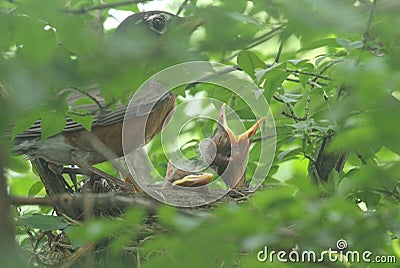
[17,182,252,267]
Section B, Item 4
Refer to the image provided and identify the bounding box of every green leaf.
[336,38,351,49]
[356,191,381,208]
[14,16,57,62]
[237,50,266,77]
[11,112,41,139]
[222,0,247,13]
[279,93,302,103]
[9,177,36,196]
[299,38,343,52]
[28,180,44,196]
[52,15,96,55]
[17,215,68,231]
[65,218,124,249]
[349,40,364,50]
[227,12,261,27]
[286,119,313,131]
[7,156,31,173]
[278,148,302,162]
[113,3,139,12]
[261,64,289,101]
[40,110,66,141]
[68,113,94,131]
[287,59,309,66]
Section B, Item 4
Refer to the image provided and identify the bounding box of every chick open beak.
[218,104,265,146]
[172,172,214,187]
[163,160,213,189]
[212,104,265,189]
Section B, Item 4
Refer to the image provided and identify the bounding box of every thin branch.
[358,0,379,60]
[355,151,368,165]
[285,77,327,87]
[319,60,343,75]
[252,134,276,143]
[68,87,104,110]
[308,60,342,91]
[185,65,240,90]
[65,0,149,14]
[276,94,311,122]
[274,41,284,64]
[244,26,283,49]
[362,0,377,44]
[300,95,311,121]
[10,193,158,212]
[67,101,114,117]
[176,0,190,16]
[224,26,284,62]
[283,68,332,81]
[246,25,283,46]
[303,153,316,165]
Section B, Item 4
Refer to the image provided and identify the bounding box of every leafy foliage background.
[1,0,400,267]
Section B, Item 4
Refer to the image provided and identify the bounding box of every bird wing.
[15,81,173,139]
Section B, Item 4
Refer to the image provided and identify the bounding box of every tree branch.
[224,26,284,62]
[65,0,150,14]
[176,0,190,16]
[10,193,158,212]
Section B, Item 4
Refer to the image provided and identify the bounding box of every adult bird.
[12,11,202,207]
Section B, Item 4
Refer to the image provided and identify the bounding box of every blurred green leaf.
[11,112,41,140]
[40,110,66,141]
[299,38,343,52]
[237,50,266,78]
[66,218,123,249]
[7,156,31,173]
[17,215,68,231]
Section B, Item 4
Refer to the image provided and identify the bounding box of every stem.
[65,0,149,14]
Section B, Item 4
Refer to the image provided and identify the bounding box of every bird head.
[163,160,213,189]
[107,11,203,69]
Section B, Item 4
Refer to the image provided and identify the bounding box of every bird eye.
[151,16,167,33]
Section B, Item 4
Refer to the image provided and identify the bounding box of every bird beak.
[163,160,213,189]
[176,16,204,34]
[218,104,265,145]
[212,104,265,189]
[172,172,214,187]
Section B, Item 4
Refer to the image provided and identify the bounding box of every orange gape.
[163,160,214,189]
[209,104,265,190]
